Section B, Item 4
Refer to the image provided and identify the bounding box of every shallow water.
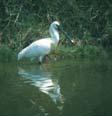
[0,58,112,116]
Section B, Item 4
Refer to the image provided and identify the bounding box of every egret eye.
[55,24,60,31]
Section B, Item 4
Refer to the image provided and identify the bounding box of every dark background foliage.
[0,0,112,51]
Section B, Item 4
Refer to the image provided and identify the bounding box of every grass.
[0,43,107,63]
[0,45,16,62]
[53,45,107,60]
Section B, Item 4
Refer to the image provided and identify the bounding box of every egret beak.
[60,25,74,45]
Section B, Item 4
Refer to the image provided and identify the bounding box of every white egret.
[18,21,60,63]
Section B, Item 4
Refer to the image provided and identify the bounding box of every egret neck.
[49,24,59,46]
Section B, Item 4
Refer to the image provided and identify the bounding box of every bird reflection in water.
[18,64,64,110]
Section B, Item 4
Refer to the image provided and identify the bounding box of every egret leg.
[44,55,51,62]
[38,56,44,64]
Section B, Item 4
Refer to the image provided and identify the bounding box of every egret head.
[51,21,60,30]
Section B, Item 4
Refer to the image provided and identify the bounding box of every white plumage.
[18,21,60,63]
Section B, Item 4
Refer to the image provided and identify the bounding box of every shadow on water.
[18,64,64,105]
[17,63,64,115]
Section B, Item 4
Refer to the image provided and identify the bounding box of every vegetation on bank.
[0,0,111,62]
[0,45,16,62]
[55,45,107,59]
[0,43,108,62]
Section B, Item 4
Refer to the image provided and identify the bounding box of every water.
[0,58,112,116]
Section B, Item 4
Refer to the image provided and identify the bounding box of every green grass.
[0,45,16,62]
[0,44,107,63]
[53,45,107,60]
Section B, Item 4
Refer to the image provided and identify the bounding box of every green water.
[0,58,112,116]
